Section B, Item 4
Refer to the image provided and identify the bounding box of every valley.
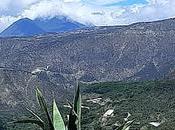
[1,18,175,129]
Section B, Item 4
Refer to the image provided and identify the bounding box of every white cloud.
[0,0,175,32]
[0,0,39,15]
[0,16,20,31]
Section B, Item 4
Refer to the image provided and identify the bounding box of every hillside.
[0,18,175,129]
[0,18,175,108]
[2,80,175,130]
[81,80,175,130]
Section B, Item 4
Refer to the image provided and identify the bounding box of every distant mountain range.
[1,18,175,130]
[34,17,86,32]
[0,17,86,37]
[0,18,175,130]
[0,18,45,37]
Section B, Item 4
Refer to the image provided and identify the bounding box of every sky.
[0,0,175,32]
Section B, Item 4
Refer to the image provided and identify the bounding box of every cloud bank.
[0,0,175,32]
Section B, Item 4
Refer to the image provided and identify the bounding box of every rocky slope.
[0,18,175,116]
[3,80,175,130]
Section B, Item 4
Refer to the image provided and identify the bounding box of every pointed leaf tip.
[53,99,66,130]
[35,87,54,130]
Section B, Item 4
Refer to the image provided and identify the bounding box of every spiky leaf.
[73,84,81,130]
[26,108,44,123]
[13,119,44,129]
[116,120,134,130]
[68,108,77,130]
[53,99,66,130]
[36,87,54,130]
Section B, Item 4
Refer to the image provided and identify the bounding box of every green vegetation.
[12,83,133,130]
[0,119,7,130]
[13,85,81,130]
[81,80,175,130]
[2,80,175,129]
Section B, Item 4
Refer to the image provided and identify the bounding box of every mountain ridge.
[0,18,45,37]
[34,17,86,32]
[0,17,86,37]
[0,17,175,123]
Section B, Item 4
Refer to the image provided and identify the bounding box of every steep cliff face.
[0,18,175,109]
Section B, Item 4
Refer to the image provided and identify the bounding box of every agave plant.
[14,84,81,130]
[68,83,81,130]
[115,120,134,130]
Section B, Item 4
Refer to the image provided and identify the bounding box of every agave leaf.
[116,123,125,130]
[66,99,73,108]
[13,119,44,129]
[116,120,134,130]
[73,84,81,130]
[53,99,66,130]
[26,108,44,123]
[36,87,54,130]
[68,108,77,130]
[122,120,134,130]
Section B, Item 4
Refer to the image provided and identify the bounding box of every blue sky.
[81,0,148,6]
[106,0,148,6]
[0,0,175,32]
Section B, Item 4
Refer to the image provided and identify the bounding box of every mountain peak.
[0,18,45,37]
[16,18,32,22]
[0,16,86,37]
[34,16,86,32]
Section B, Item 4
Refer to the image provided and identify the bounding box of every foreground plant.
[14,84,81,130]
[14,83,133,130]
[116,120,134,130]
